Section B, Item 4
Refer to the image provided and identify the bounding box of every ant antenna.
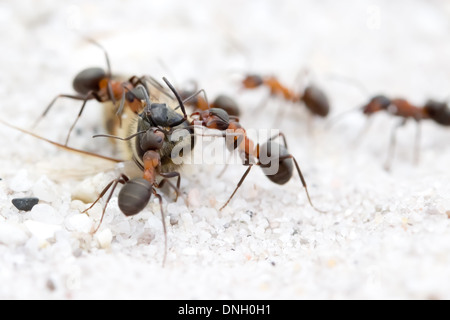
[85,37,112,77]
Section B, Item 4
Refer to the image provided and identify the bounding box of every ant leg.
[152,191,168,267]
[219,164,253,211]
[267,131,289,149]
[33,94,94,129]
[264,132,325,212]
[384,118,407,171]
[414,121,421,165]
[64,90,102,146]
[82,173,129,233]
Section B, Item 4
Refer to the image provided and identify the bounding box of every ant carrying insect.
[241,74,330,119]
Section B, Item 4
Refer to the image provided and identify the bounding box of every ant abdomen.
[118,178,152,216]
[301,85,330,117]
[259,141,293,185]
[424,100,450,125]
[211,95,240,117]
[72,67,107,95]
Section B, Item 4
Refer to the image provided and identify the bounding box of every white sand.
[1,0,450,299]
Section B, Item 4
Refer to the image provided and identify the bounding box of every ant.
[333,93,450,170]
[188,107,325,213]
[241,74,330,118]
[33,39,154,146]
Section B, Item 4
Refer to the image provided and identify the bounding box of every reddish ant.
[241,74,330,118]
[189,107,325,213]
[33,39,154,146]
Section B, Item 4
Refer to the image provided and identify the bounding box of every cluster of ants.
[5,40,450,265]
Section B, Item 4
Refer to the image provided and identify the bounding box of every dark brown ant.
[241,74,330,118]
[189,107,325,213]
[33,39,150,146]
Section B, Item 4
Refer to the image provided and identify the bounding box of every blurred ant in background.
[241,73,330,123]
[33,39,154,146]
[329,76,450,170]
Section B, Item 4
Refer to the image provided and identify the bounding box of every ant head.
[242,74,264,89]
[302,85,330,117]
[200,108,230,131]
[72,67,107,94]
[362,95,391,115]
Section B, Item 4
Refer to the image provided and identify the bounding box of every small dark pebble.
[12,197,39,211]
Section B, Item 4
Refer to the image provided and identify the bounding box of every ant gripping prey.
[241,74,330,119]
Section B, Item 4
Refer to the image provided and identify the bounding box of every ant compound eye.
[118,178,152,216]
